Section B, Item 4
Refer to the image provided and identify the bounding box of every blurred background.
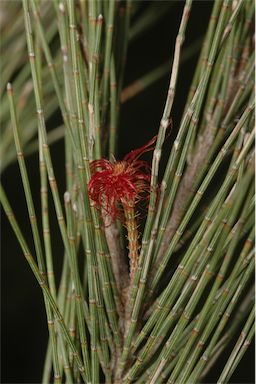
[1,1,254,383]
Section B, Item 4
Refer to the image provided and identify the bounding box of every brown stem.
[123,203,140,283]
[121,202,140,339]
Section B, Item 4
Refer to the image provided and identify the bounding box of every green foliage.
[1,1,254,383]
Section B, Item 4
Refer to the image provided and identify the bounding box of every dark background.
[1,1,254,383]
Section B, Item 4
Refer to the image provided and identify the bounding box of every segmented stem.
[123,202,139,282]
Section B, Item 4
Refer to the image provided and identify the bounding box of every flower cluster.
[88,136,157,220]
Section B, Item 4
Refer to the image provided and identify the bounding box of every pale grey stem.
[103,213,129,333]
[155,117,217,266]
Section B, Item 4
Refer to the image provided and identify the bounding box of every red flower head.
[88,136,157,220]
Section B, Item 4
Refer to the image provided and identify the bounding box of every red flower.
[88,136,157,220]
